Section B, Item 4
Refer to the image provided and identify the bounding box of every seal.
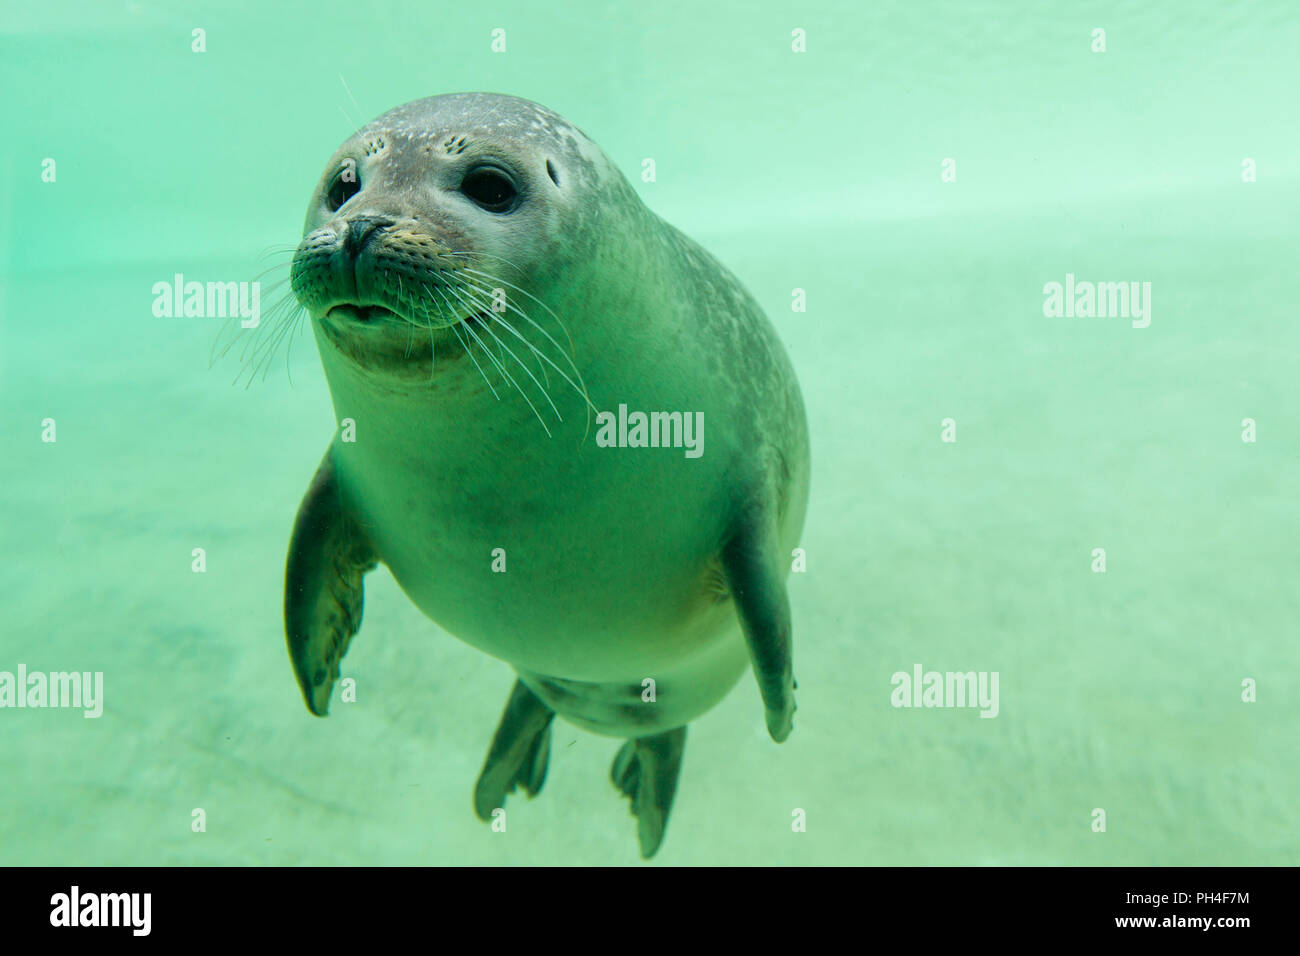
[283,92,809,857]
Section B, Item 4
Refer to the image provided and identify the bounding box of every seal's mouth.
[322,300,493,332]
[316,299,503,374]
[325,303,403,325]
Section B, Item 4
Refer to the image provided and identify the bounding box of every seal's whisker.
[210,295,280,378]
[258,276,293,298]
[210,264,300,377]
[396,273,434,367]
[454,284,563,424]
[454,275,549,386]
[447,318,500,402]
[451,279,519,362]
[338,73,366,136]
[444,282,519,387]
[397,273,413,357]
[473,311,593,423]
[257,244,300,260]
[458,267,594,435]
[213,287,279,365]
[456,275,598,417]
[255,302,305,385]
[284,304,307,387]
[462,317,554,436]
[233,293,303,388]
[434,312,444,382]
[252,261,294,283]
[492,311,595,445]
[428,284,500,401]
[460,317,554,437]
[338,105,362,137]
[460,266,580,362]
[456,279,564,402]
[443,249,528,278]
[454,274,558,368]
[210,315,244,367]
[444,283,514,380]
[487,310,552,392]
[404,316,417,359]
[240,294,296,365]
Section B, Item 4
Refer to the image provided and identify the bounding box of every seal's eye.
[326,169,360,212]
[461,166,518,213]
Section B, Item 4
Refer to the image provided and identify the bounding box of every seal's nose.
[344,216,392,257]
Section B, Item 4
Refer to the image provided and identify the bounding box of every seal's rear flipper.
[284,449,377,716]
[611,727,687,859]
[474,679,556,820]
[722,499,797,742]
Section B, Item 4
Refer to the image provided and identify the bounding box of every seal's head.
[290,92,633,382]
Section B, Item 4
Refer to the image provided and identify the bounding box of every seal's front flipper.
[474,679,556,820]
[284,449,377,716]
[611,727,687,859]
[722,499,797,742]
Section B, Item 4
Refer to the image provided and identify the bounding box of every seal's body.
[284,93,808,857]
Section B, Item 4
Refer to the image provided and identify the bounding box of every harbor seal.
[283,92,809,858]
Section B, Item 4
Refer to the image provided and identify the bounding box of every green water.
[1,0,1297,865]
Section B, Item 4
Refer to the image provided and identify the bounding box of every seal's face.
[290,93,604,380]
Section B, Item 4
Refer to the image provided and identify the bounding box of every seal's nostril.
[344,217,392,257]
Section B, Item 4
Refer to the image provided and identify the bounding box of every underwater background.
[1,0,1297,865]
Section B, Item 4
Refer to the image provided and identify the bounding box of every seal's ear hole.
[546,159,560,187]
